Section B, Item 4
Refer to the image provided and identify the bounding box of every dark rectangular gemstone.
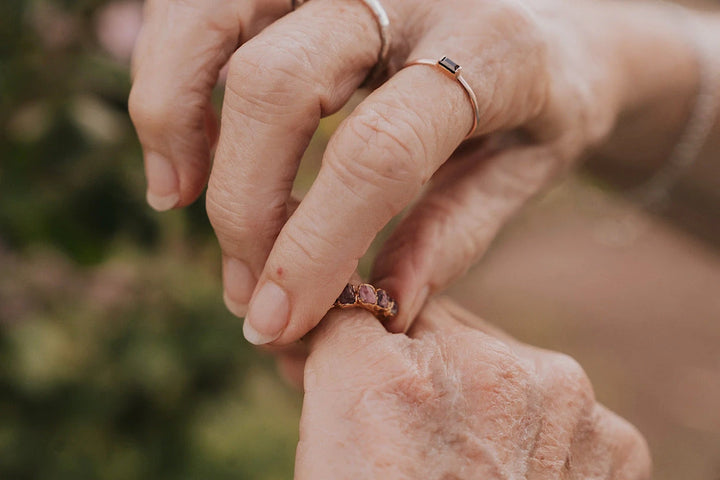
[439,57,460,75]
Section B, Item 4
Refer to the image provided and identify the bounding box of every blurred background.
[0,0,718,479]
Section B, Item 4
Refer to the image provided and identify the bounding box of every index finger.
[242,8,549,345]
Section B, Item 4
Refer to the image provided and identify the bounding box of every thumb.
[372,144,563,333]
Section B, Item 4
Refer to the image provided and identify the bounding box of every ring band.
[358,0,391,86]
[334,283,398,320]
[404,57,480,138]
[291,0,391,86]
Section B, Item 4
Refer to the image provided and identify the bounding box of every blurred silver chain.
[631,1,720,211]
[593,1,719,247]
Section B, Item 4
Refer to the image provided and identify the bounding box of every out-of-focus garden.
[1,1,720,479]
[1,1,309,478]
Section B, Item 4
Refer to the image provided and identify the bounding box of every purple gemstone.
[389,302,398,316]
[377,289,390,309]
[357,284,377,305]
[337,284,356,305]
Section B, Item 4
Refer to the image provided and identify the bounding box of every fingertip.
[406,285,430,331]
[224,290,248,318]
[244,281,290,345]
[222,257,255,317]
[243,318,280,346]
[146,190,180,212]
[373,273,430,334]
[144,152,179,211]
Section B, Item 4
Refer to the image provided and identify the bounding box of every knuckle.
[605,411,653,478]
[280,220,343,270]
[225,37,321,119]
[347,103,429,176]
[580,405,652,479]
[379,345,435,404]
[543,352,595,408]
[205,183,284,242]
[325,107,428,211]
[205,188,237,232]
[128,85,165,131]
[468,334,532,393]
[470,1,551,126]
[128,83,203,136]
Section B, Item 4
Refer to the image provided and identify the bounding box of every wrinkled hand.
[129,0,636,343]
[295,298,651,479]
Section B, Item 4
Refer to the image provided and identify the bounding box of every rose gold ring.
[334,283,398,321]
[404,57,480,138]
[291,0,391,86]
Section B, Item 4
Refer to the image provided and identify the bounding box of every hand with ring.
[295,296,651,479]
[129,0,708,344]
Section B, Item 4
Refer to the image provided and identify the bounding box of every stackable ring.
[291,0,391,85]
[334,283,398,321]
[404,57,481,138]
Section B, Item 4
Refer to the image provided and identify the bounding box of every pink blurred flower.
[95,0,144,63]
[32,1,78,50]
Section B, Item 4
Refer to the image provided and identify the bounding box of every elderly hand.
[129,0,701,344]
[295,297,651,479]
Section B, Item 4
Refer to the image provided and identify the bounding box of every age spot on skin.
[277,267,284,277]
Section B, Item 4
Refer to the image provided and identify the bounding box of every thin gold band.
[404,57,480,138]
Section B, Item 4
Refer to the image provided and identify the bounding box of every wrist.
[591,3,719,173]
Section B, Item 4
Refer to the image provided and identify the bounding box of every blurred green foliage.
[0,1,309,478]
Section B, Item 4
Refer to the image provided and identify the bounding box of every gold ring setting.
[334,283,398,321]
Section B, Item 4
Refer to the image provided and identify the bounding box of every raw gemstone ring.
[334,283,398,321]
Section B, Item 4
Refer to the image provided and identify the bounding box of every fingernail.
[224,291,248,317]
[243,281,289,345]
[145,152,179,211]
[222,258,255,317]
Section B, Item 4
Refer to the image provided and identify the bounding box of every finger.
[276,353,306,391]
[372,141,566,333]
[404,297,472,339]
[410,296,519,344]
[579,405,652,479]
[241,10,551,345]
[303,274,387,358]
[259,320,308,391]
[129,0,290,211]
[206,0,417,323]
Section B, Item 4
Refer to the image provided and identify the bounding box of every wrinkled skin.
[296,297,651,479]
[129,0,706,344]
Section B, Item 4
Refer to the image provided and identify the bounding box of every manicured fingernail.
[222,258,255,317]
[243,281,289,345]
[145,152,179,211]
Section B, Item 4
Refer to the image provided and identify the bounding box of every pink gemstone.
[358,284,377,304]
